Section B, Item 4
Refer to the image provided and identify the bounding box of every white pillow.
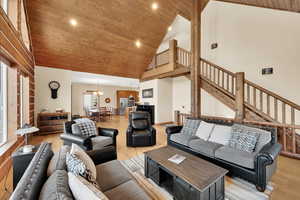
[70,144,97,181]
[68,172,109,200]
[208,125,232,145]
[195,121,215,140]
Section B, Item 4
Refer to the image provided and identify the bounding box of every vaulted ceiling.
[217,0,300,13]
[26,0,300,79]
[26,0,193,78]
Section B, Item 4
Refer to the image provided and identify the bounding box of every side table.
[11,145,40,189]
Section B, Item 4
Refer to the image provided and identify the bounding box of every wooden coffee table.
[145,146,228,200]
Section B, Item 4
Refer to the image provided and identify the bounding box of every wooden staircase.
[142,41,300,159]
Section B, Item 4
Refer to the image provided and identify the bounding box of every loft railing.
[177,47,191,67]
[146,49,170,71]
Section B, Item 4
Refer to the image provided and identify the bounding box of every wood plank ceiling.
[26,0,300,79]
[26,0,193,78]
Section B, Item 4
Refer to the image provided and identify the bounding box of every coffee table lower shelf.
[145,155,225,200]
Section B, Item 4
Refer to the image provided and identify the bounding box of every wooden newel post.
[174,110,180,125]
[169,39,178,70]
[235,72,245,122]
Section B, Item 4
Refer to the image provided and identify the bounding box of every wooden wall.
[0,1,34,183]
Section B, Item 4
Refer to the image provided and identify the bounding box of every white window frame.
[1,0,8,14]
[0,62,8,147]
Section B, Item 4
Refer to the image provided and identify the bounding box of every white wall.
[35,66,72,121]
[201,1,300,123]
[72,83,138,116]
[154,2,300,123]
[139,79,173,123]
[156,78,173,123]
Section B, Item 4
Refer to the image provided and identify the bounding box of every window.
[1,0,8,13]
[0,62,7,146]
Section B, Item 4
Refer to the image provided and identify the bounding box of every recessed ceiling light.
[69,19,77,26]
[168,26,172,32]
[135,40,141,48]
[151,2,158,10]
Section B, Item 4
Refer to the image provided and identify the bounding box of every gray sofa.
[10,143,151,200]
[166,117,282,192]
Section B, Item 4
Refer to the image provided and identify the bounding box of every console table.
[37,112,69,135]
[145,146,228,200]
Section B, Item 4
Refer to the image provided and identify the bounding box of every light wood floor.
[1,115,300,200]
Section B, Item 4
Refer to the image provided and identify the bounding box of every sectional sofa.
[10,143,151,200]
[166,117,282,192]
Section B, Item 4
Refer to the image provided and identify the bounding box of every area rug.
[120,154,274,200]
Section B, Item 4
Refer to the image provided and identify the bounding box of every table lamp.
[15,124,39,153]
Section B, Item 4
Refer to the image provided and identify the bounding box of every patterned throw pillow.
[66,153,89,177]
[76,121,97,137]
[228,124,260,153]
[180,119,201,136]
[235,132,259,153]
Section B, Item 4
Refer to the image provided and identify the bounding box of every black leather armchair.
[126,111,156,147]
[60,121,118,151]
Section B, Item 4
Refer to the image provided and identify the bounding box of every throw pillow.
[238,124,271,152]
[208,125,232,145]
[71,123,82,135]
[228,124,244,148]
[68,172,109,200]
[180,119,201,136]
[47,145,70,176]
[69,144,97,182]
[39,170,73,200]
[235,132,260,153]
[76,121,97,137]
[66,153,87,176]
[195,121,215,140]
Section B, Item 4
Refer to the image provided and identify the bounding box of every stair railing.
[200,58,236,98]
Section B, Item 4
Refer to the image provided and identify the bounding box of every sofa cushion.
[215,146,256,169]
[68,172,109,200]
[47,145,70,176]
[91,136,113,149]
[104,180,151,200]
[188,139,223,157]
[170,133,196,146]
[195,121,215,140]
[180,119,201,136]
[39,170,73,200]
[208,125,232,145]
[96,160,133,192]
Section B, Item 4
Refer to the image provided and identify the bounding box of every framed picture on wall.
[142,88,153,98]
